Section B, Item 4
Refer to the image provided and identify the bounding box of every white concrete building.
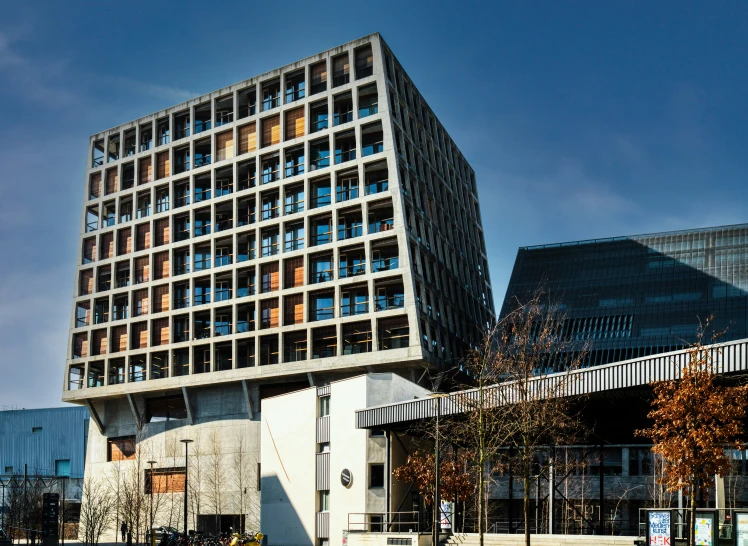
[261,373,428,546]
[61,33,493,540]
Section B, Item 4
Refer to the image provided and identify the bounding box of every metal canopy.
[355,338,748,429]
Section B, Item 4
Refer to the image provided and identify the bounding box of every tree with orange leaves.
[392,449,474,520]
[638,325,748,546]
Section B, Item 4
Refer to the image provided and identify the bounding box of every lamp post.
[60,475,67,546]
[180,440,193,539]
[147,461,157,546]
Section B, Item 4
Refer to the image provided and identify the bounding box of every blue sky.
[1,1,747,408]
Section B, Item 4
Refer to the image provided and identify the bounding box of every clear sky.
[1,1,747,408]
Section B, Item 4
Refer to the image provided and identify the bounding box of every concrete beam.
[241,380,254,420]
[85,399,105,435]
[182,387,194,425]
[127,394,143,430]
[307,372,315,386]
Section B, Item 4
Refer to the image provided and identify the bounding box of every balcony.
[375,281,405,311]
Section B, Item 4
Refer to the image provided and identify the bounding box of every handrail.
[347,511,419,533]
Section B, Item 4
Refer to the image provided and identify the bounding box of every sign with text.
[694,511,715,546]
[736,512,748,546]
[647,510,672,546]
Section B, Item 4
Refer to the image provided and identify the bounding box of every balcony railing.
[372,257,399,272]
[369,218,394,233]
[338,224,363,240]
[341,301,369,317]
[285,200,304,215]
[376,295,405,311]
[366,179,388,195]
[311,305,334,321]
[340,263,366,278]
[312,269,333,284]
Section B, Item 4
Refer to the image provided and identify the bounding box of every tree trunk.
[690,477,697,546]
[524,470,531,546]
[478,464,484,546]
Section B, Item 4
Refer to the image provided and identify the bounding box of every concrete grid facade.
[60,33,493,537]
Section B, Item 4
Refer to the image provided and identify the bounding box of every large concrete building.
[502,223,748,367]
[62,33,493,539]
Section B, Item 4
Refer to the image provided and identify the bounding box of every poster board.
[735,511,748,546]
[646,509,673,546]
[694,510,716,546]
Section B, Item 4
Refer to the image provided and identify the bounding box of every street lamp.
[147,461,157,546]
[180,440,193,539]
[60,475,68,546]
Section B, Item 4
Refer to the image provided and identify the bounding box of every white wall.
[261,387,317,546]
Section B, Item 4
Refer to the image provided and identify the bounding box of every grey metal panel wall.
[355,338,748,429]
[316,511,330,538]
[316,416,330,443]
[316,452,330,490]
[0,406,90,478]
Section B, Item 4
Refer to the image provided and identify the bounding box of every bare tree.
[79,476,116,546]
[204,430,226,533]
[188,437,204,532]
[233,431,260,533]
[496,290,587,546]
[448,289,587,546]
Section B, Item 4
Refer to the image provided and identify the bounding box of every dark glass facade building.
[501,224,748,367]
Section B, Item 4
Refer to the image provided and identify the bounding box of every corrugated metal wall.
[0,406,89,478]
[355,338,748,428]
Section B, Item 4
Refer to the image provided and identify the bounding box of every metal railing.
[340,263,366,278]
[369,218,394,233]
[339,224,363,240]
[372,257,398,272]
[366,180,389,195]
[347,512,420,533]
[376,296,405,311]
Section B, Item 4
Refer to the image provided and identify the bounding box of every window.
[262,229,279,257]
[285,146,305,177]
[311,216,333,246]
[369,464,384,488]
[262,80,281,111]
[146,468,186,494]
[285,184,304,214]
[285,222,304,252]
[310,291,334,321]
[108,435,137,461]
[335,132,356,164]
[358,84,378,118]
[311,179,332,208]
[318,395,330,416]
[336,173,358,202]
[310,101,328,133]
[261,155,280,184]
[310,61,327,95]
[319,490,330,512]
[332,54,350,87]
[285,71,305,103]
[362,123,384,156]
[310,139,330,171]
[333,94,353,126]
[32,427,43,434]
[261,192,280,221]
[355,45,373,79]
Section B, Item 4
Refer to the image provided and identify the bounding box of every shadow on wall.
[261,473,311,546]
